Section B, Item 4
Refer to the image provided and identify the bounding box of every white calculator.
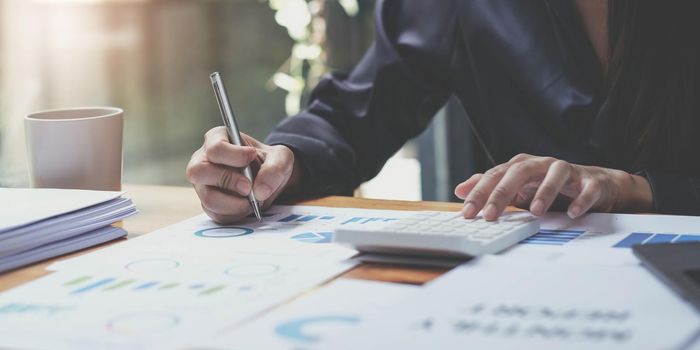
[333,211,540,257]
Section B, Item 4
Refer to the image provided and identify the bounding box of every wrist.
[616,172,653,213]
[282,146,303,195]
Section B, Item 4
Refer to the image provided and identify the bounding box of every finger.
[197,185,253,219]
[454,173,482,199]
[253,145,294,202]
[567,180,602,219]
[186,160,252,196]
[462,165,509,219]
[483,160,548,221]
[204,127,258,167]
[529,160,572,216]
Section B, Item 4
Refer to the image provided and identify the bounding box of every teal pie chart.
[194,227,253,238]
[291,232,333,244]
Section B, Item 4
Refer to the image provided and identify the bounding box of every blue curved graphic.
[275,315,361,343]
[291,232,333,244]
[194,227,253,238]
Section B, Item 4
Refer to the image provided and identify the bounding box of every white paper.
[0,257,355,349]
[322,256,700,350]
[196,279,418,350]
[49,205,415,271]
[0,188,123,232]
[500,212,700,266]
[0,227,127,274]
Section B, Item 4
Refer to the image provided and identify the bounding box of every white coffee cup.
[25,107,123,191]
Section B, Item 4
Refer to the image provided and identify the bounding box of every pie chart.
[194,227,253,238]
[291,232,333,244]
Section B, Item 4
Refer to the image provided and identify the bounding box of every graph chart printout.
[48,205,415,273]
[195,279,418,350]
[0,254,356,350]
[320,257,700,350]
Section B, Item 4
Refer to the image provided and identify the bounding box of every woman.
[186,0,700,223]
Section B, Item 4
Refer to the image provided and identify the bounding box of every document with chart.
[0,256,355,349]
[0,205,415,349]
[196,279,418,350]
[502,212,700,266]
[0,262,352,349]
[322,256,700,350]
[49,205,416,271]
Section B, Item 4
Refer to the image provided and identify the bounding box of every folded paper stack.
[0,188,136,273]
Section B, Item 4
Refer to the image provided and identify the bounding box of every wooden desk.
[0,184,463,292]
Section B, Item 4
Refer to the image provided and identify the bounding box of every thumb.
[253,145,294,202]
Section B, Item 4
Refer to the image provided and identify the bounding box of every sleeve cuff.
[637,170,700,215]
[265,131,355,197]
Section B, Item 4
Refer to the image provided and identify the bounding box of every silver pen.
[210,72,263,222]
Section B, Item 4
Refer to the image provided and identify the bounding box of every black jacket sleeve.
[265,0,455,196]
[639,171,700,215]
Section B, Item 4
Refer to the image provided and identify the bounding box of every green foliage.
[267,0,358,115]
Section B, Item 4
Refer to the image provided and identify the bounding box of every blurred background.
[0,0,481,202]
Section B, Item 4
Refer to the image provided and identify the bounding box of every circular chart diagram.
[124,258,180,272]
[290,232,334,244]
[275,315,361,343]
[224,263,281,278]
[106,311,180,334]
[194,227,254,238]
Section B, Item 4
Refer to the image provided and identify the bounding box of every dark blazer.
[266,0,700,215]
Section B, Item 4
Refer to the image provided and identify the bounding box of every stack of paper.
[0,188,136,273]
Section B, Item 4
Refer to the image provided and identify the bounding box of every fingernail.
[462,202,477,218]
[484,204,497,220]
[568,205,581,219]
[530,199,544,216]
[255,184,273,201]
[235,179,251,195]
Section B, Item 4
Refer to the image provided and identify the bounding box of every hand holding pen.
[185,72,301,224]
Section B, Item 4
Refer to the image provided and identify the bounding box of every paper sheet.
[321,256,700,350]
[0,205,426,349]
[49,205,416,271]
[195,278,418,350]
[0,188,123,232]
[0,259,355,349]
[499,212,700,266]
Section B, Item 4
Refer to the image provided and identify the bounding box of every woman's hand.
[454,154,653,221]
[186,127,301,224]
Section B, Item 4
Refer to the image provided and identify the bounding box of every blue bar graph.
[646,234,677,244]
[342,217,362,225]
[613,232,700,248]
[612,233,652,248]
[278,214,335,223]
[520,229,586,246]
[676,235,700,243]
[71,278,116,294]
[278,214,302,222]
[134,281,159,290]
[341,217,398,225]
[297,215,318,222]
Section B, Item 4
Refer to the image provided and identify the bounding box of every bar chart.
[63,275,227,296]
[519,229,587,246]
[340,217,398,225]
[278,215,335,223]
[613,232,700,248]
